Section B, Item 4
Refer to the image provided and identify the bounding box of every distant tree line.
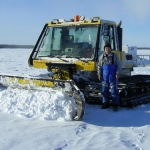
[0,44,34,49]
[138,47,150,50]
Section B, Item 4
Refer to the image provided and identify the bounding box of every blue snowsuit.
[102,64,119,105]
[97,52,121,105]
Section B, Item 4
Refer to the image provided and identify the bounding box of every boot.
[113,105,118,111]
[101,103,110,109]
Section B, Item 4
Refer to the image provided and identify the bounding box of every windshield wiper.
[54,55,69,62]
[38,54,54,57]
[38,55,89,63]
[68,56,88,63]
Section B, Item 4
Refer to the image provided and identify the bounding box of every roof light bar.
[59,19,65,23]
[80,15,85,21]
[93,17,100,22]
[52,19,59,23]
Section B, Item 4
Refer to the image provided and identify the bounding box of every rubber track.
[84,75,150,107]
[119,75,150,107]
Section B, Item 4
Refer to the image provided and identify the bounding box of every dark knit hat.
[104,43,111,50]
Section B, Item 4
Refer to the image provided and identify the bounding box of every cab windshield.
[37,25,98,58]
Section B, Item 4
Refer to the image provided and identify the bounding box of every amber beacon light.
[74,15,80,22]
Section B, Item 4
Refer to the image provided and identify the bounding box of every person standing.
[97,43,122,111]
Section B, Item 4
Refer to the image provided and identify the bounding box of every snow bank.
[0,87,76,121]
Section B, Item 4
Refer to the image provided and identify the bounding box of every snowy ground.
[0,49,150,150]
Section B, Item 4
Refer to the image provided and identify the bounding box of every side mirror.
[103,24,110,36]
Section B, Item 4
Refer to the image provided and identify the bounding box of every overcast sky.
[0,0,150,47]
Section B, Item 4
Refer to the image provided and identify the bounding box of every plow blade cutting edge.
[0,74,85,121]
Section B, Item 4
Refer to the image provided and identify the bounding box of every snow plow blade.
[0,74,85,121]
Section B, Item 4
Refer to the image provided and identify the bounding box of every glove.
[116,74,119,79]
[98,76,101,81]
